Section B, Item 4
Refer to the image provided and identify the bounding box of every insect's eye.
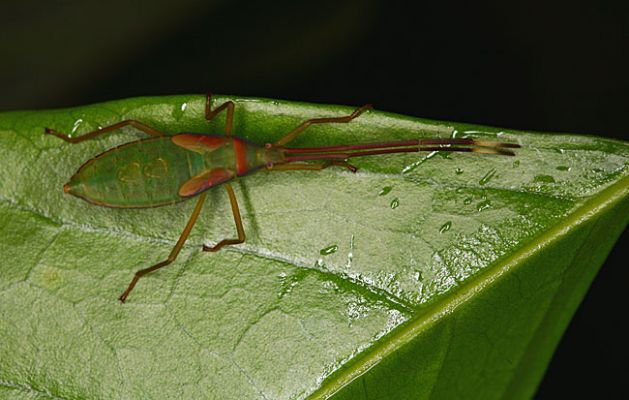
[265,143,273,149]
[266,162,274,169]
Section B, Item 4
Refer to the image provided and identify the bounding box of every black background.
[1,1,627,397]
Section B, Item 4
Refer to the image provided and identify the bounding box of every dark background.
[1,1,627,397]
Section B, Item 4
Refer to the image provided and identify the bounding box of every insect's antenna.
[284,138,520,154]
[283,138,521,162]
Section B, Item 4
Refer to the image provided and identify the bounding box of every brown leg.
[118,192,207,303]
[203,183,245,252]
[45,120,164,143]
[269,160,358,173]
[205,92,235,136]
[274,104,373,147]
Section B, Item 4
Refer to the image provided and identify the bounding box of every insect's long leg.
[269,160,358,173]
[44,120,164,143]
[205,92,235,136]
[203,183,245,252]
[274,104,373,147]
[118,192,207,303]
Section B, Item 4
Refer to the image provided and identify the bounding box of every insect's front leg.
[205,92,235,136]
[274,104,373,147]
[45,120,165,143]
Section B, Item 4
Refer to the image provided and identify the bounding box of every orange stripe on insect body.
[171,133,229,154]
[233,138,249,176]
[178,168,234,197]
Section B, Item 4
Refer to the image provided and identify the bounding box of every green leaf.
[0,95,627,399]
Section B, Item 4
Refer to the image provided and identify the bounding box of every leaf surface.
[0,95,627,399]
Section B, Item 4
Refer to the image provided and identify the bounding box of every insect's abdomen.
[65,137,208,208]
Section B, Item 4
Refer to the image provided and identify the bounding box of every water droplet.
[455,187,465,194]
[346,235,355,269]
[390,198,400,209]
[379,186,393,196]
[556,148,565,154]
[512,160,520,168]
[476,199,491,212]
[439,221,452,233]
[171,102,188,120]
[414,270,424,282]
[463,197,473,205]
[71,119,83,134]
[320,244,338,256]
[556,165,570,171]
[314,258,325,269]
[346,300,369,322]
[479,169,497,185]
[402,151,438,174]
[533,174,556,183]
[277,272,303,299]
[455,167,464,175]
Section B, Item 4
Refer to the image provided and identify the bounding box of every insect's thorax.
[210,138,261,177]
[206,136,285,177]
[171,134,282,176]
[201,141,238,171]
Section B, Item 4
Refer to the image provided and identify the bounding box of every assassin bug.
[45,94,520,303]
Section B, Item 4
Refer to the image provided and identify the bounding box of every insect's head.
[259,143,286,167]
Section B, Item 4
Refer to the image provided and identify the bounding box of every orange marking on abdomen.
[233,138,249,176]
[172,134,228,153]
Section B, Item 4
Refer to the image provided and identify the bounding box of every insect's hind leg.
[118,192,207,303]
[45,120,165,144]
[274,104,373,147]
[203,183,245,252]
[205,92,235,136]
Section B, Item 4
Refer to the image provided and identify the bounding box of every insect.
[45,94,521,303]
